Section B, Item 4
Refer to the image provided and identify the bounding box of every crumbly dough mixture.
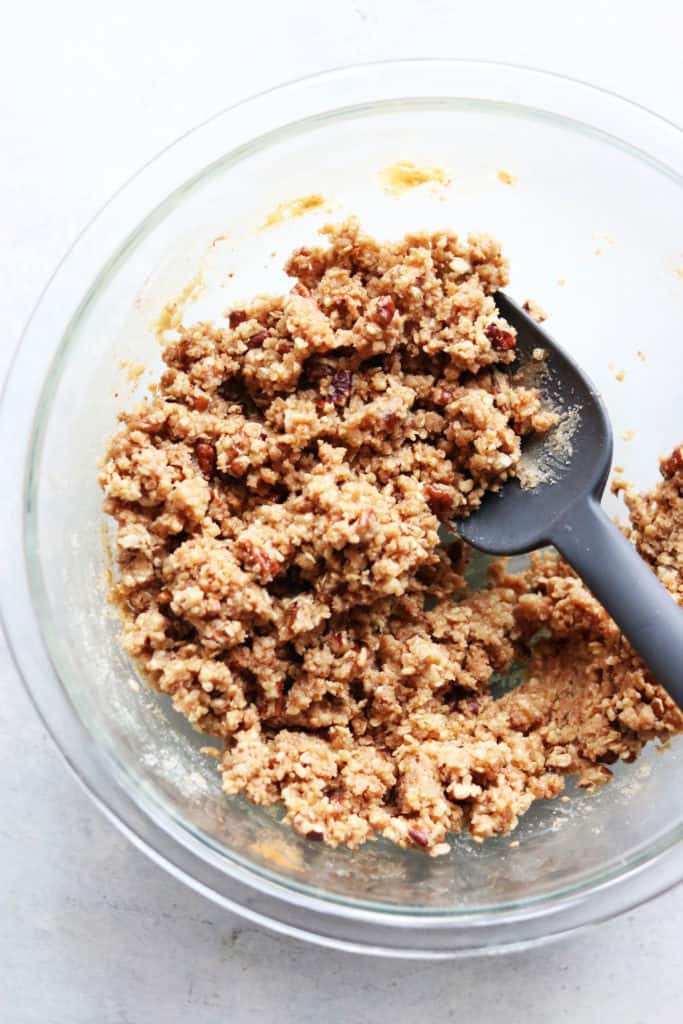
[100,220,683,854]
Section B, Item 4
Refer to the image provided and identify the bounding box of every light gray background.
[1,2,682,1021]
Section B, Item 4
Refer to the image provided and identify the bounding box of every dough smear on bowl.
[100,220,683,854]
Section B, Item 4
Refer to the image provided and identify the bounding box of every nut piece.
[330,369,353,404]
[190,394,210,412]
[426,483,454,521]
[661,446,683,479]
[374,295,395,326]
[291,282,311,298]
[229,310,247,328]
[651,696,666,719]
[247,329,269,348]
[408,826,431,848]
[196,441,216,477]
[485,323,516,351]
[242,540,281,580]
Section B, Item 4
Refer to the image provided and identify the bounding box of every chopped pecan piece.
[408,826,431,848]
[228,310,247,328]
[651,696,666,719]
[374,295,395,326]
[195,441,216,477]
[247,329,269,348]
[661,446,683,479]
[330,369,353,404]
[290,282,311,298]
[327,631,344,654]
[485,323,516,351]
[243,541,281,580]
[286,602,299,628]
[190,393,210,412]
[426,483,454,521]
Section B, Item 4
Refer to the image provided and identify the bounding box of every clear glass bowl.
[2,60,682,958]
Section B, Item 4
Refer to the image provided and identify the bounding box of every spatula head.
[455,292,613,556]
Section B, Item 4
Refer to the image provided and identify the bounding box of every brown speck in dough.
[380,161,450,196]
[100,218,683,855]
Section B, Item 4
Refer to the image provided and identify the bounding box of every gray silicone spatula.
[456,291,683,708]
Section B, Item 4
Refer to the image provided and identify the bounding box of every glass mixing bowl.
[2,61,682,958]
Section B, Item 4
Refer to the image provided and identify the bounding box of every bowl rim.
[1,57,682,957]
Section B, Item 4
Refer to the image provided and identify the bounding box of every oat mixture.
[100,220,683,854]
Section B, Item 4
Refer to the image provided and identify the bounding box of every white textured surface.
[1,2,682,1020]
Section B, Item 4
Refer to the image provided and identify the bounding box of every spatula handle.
[548,496,683,708]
